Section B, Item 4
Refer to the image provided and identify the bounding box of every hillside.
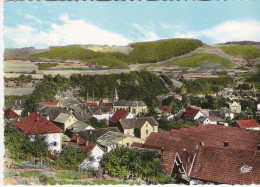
[163,53,234,69]
[219,45,260,60]
[30,39,203,69]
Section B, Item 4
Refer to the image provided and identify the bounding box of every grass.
[163,53,234,69]
[92,180,140,185]
[17,171,43,178]
[55,172,89,179]
[58,180,90,185]
[220,45,260,59]
[40,177,57,185]
[255,63,260,70]
[84,56,129,69]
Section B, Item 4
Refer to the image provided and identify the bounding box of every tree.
[54,146,91,170]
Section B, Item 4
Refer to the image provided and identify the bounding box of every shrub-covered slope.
[163,53,234,69]
[30,39,203,68]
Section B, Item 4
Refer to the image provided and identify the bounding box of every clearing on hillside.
[163,53,234,69]
[220,45,260,60]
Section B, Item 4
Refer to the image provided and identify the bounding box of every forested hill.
[30,39,203,68]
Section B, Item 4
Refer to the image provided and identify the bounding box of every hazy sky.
[4,1,260,48]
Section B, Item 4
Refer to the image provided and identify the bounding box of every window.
[53,142,57,146]
[224,141,229,147]
[146,130,148,134]
[126,143,129,147]
[53,150,56,154]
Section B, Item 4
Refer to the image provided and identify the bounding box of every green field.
[220,45,260,59]
[163,53,234,69]
[84,56,129,69]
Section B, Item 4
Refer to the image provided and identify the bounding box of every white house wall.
[194,111,205,120]
[79,145,105,171]
[93,114,114,121]
[28,133,62,154]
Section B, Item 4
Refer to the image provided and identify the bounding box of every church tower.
[113,88,119,102]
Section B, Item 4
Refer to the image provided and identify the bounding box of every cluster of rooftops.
[3,96,260,185]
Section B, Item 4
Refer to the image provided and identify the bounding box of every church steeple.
[113,88,119,102]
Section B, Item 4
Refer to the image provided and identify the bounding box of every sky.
[3,1,260,49]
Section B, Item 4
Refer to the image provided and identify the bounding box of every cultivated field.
[4,60,41,74]
[4,87,35,96]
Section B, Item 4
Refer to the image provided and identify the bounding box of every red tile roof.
[235,119,259,128]
[16,112,63,135]
[208,116,217,121]
[43,101,59,105]
[48,153,56,160]
[67,135,96,153]
[4,108,19,119]
[190,147,260,185]
[109,110,129,123]
[160,105,172,113]
[86,102,97,108]
[174,94,182,98]
[131,124,260,181]
[184,107,199,117]
[94,108,101,115]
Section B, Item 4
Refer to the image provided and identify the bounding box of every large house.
[131,125,260,185]
[16,112,63,154]
[235,119,259,131]
[53,113,77,131]
[109,110,134,125]
[184,107,205,121]
[113,100,148,116]
[96,131,145,152]
[117,117,159,140]
[228,101,241,113]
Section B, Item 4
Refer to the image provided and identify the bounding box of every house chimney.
[196,145,199,149]
[46,115,49,120]
[224,141,229,147]
[86,140,89,146]
[76,137,80,143]
[200,142,205,146]
[36,117,39,122]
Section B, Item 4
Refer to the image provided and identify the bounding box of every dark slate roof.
[59,99,82,107]
[67,121,93,133]
[71,105,93,121]
[39,106,73,121]
[119,116,159,129]
[114,100,147,107]
[220,107,233,114]
[78,127,120,142]
[209,110,225,120]
[5,100,26,109]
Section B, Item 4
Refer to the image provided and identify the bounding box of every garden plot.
[4,60,40,74]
